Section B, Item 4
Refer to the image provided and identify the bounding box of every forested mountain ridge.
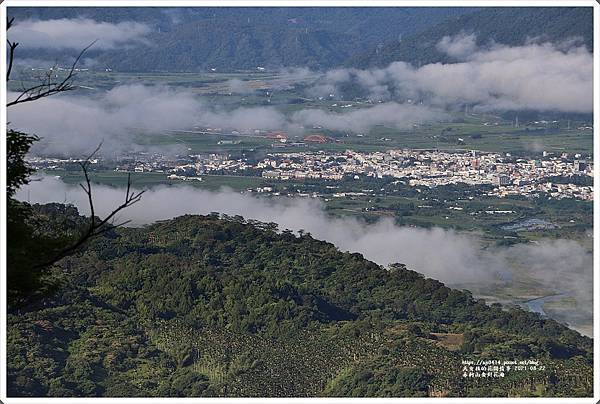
[7,7,591,71]
[7,204,593,397]
[350,7,594,68]
[7,7,472,71]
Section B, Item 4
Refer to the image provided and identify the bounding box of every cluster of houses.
[28,147,593,201]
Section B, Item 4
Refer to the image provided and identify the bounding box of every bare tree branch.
[33,145,145,269]
[7,46,18,81]
[6,17,143,271]
[7,17,18,82]
[6,40,97,107]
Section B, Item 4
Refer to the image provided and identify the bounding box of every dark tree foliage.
[7,129,39,198]
[7,208,593,397]
[5,17,143,307]
[352,7,593,68]
[6,129,76,304]
[7,8,471,71]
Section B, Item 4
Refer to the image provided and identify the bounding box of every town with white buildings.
[28,148,594,201]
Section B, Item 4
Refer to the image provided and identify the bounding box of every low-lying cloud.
[436,32,478,58]
[292,103,447,133]
[309,36,593,113]
[17,176,592,336]
[7,84,445,155]
[8,34,591,157]
[9,18,151,50]
[10,177,508,284]
[7,85,201,155]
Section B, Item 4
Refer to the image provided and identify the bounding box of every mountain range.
[8,7,592,72]
[351,7,594,68]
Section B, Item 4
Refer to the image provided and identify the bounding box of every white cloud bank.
[9,18,151,50]
[310,35,593,113]
[17,176,593,334]
[7,85,445,155]
[7,86,201,155]
[436,32,478,58]
[7,35,591,157]
[291,103,447,133]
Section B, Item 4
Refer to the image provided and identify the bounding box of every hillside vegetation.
[8,7,591,71]
[7,204,593,397]
[351,7,594,68]
[7,7,470,71]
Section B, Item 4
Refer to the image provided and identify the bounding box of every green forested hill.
[7,206,593,397]
[7,7,591,71]
[351,7,594,68]
[7,7,471,71]
[98,21,353,71]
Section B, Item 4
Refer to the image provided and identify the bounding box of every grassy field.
[133,132,276,155]
[325,193,588,234]
[135,120,593,156]
[53,170,269,192]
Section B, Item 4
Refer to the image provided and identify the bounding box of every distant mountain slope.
[7,206,593,397]
[7,7,473,40]
[350,7,594,68]
[7,7,472,71]
[7,7,592,71]
[98,20,356,71]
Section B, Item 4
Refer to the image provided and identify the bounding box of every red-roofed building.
[303,134,329,143]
